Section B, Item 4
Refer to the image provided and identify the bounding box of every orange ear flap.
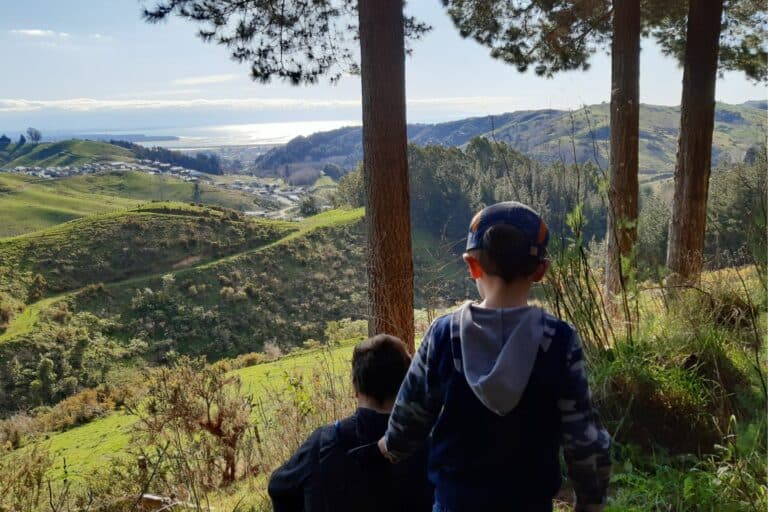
[463,254,484,279]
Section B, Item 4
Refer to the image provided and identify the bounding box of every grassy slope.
[486,102,767,181]
[0,208,363,349]
[14,209,367,478]
[0,140,133,169]
[0,171,274,238]
[59,171,273,212]
[0,173,139,237]
[43,340,356,480]
[257,102,767,181]
[0,202,296,303]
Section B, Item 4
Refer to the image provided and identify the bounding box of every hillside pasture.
[0,173,139,237]
[0,140,134,169]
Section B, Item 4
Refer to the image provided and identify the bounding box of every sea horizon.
[5,119,363,150]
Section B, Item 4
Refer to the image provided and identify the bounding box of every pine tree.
[26,127,42,144]
[143,0,429,351]
[651,0,768,284]
[605,0,640,302]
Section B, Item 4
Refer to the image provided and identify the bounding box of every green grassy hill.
[0,173,140,237]
[0,171,275,237]
[255,101,767,181]
[0,140,133,169]
[0,207,368,412]
[59,170,273,212]
[36,338,358,481]
[0,202,295,302]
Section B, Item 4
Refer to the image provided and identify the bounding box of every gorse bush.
[129,357,259,490]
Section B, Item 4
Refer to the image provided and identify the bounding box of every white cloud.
[0,97,359,112]
[10,29,70,38]
[114,89,203,98]
[0,96,526,113]
[172,74,241,86]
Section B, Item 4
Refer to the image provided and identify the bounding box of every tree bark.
[605,0,641,302]
[358,0,415,352]
[666,0,724,285]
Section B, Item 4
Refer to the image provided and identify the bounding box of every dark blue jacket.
[385,308,611,512]
[269,407,433,512]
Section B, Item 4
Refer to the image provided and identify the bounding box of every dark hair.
[472,224,544,282]
[352,334,411,403]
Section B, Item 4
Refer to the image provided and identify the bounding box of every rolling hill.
[0,206,367,411]
[254,101,768,181]
[0,171,273,237]
[0,173,140,237]
[0,139,134,169]
[0,202,296,302]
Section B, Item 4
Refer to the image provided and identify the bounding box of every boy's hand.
[377,436,396,462]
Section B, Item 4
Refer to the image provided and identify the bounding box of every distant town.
[3,160,320,219]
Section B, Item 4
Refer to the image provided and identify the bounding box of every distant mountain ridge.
[254,101,767,181]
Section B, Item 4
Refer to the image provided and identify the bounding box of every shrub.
[0,443,53,511]
[129,357,260,489]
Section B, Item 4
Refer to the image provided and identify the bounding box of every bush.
[129,357,260,489]
[0,444,53,511]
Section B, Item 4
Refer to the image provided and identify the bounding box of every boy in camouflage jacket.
[378,201,611,512]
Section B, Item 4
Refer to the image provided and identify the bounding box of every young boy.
[269,334,433,512]
[379,201,611,512]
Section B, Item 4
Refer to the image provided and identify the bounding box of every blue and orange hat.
[465,201,549,259]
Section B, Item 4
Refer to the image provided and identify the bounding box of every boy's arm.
[558,330,612,510]
[382,323,444,462]
[268,428,321,512]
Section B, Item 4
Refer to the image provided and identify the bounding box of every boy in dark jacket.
[379,201,612,512]
[269,334,433,512]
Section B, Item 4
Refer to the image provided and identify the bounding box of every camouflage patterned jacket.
[383,306,612,510]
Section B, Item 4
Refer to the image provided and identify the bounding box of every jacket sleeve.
[558,329,612,508]
[268,428,322,512]
[383,321,444,462]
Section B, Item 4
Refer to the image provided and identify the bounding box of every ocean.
[123,120,361,149]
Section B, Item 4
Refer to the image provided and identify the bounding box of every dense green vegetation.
[1,269,764,510]
[255,101,767,180]
[338,140,766,280]
[0,203,302,409]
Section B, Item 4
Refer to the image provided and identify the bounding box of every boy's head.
[352,334,411,408]
[463,201,549,291]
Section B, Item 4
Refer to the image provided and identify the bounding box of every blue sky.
[0,0,764,134]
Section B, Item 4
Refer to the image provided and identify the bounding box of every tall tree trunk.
[358,0,415,352]
[605,0,641,303]
[666,0,724,285]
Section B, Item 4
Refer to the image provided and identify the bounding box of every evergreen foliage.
[442,0,611,76]
[25,128,42,144]
[142,0,429,84]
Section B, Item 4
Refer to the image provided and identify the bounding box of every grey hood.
[459,302,550,416]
